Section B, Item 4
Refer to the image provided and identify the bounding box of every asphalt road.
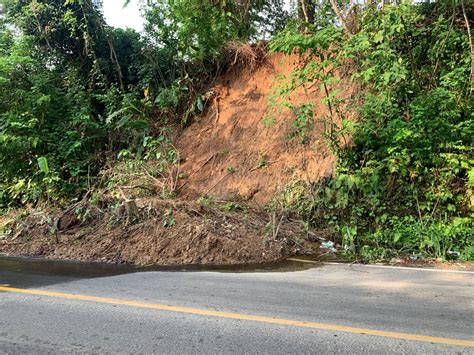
[0,258,473,354]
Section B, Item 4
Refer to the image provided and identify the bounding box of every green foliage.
[0,0,148,207]
[163,208,175,227]
[222,202,243,212]
[143,0,289,61]
[261,114,277,128]
[271,2,473,261]
[37,157,49,174]
[144,0,236,61]
[288,103,314,143]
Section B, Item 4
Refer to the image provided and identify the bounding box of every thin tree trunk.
[107,35,125,91]
[299,0,310,23]
[85,0,125,91]
[461,0,474,94]
[329,0,351,35]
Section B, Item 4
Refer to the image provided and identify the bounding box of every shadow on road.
[0,256,135,288]
[0,255,325,288]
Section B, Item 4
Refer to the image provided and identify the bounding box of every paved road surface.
[0,258,473,354]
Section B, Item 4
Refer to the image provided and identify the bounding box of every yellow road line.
[0,285,473,347]
[287,258,320,264]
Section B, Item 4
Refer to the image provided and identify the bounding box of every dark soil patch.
[0,199,321,266]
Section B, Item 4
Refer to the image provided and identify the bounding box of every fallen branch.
[192,153,216,175]
[119,185,156,193]
[204,172,232,195]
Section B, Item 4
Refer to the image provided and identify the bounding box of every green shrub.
[271,2,473,260]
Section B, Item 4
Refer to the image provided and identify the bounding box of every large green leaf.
[37,157,49,174]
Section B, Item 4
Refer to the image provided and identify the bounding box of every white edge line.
[326,262,474,274]
[287,259,474,274]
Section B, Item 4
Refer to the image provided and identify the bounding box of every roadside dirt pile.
[177,52,352,204]
[0,200,319,266]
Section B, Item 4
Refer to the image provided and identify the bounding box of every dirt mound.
[177,52,352,204]
[0,200,319,266]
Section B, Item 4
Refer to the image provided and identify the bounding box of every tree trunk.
[329,0,351,35]
[461,0,474,95]
[298,0,310,23]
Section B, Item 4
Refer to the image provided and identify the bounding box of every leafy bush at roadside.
[271,2,473,261]
[0,1,151,208]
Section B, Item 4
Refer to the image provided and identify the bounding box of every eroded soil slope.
[177,53,352,204]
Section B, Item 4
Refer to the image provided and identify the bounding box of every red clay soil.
[176,53,353,205]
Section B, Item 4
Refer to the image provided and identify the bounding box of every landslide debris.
[0,51,347,266]
[0,199,321,266]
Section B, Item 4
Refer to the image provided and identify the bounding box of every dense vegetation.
[271,1,473,261]
[0,0,472,261]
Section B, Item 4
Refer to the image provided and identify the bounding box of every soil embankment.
[177,53,350,204]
